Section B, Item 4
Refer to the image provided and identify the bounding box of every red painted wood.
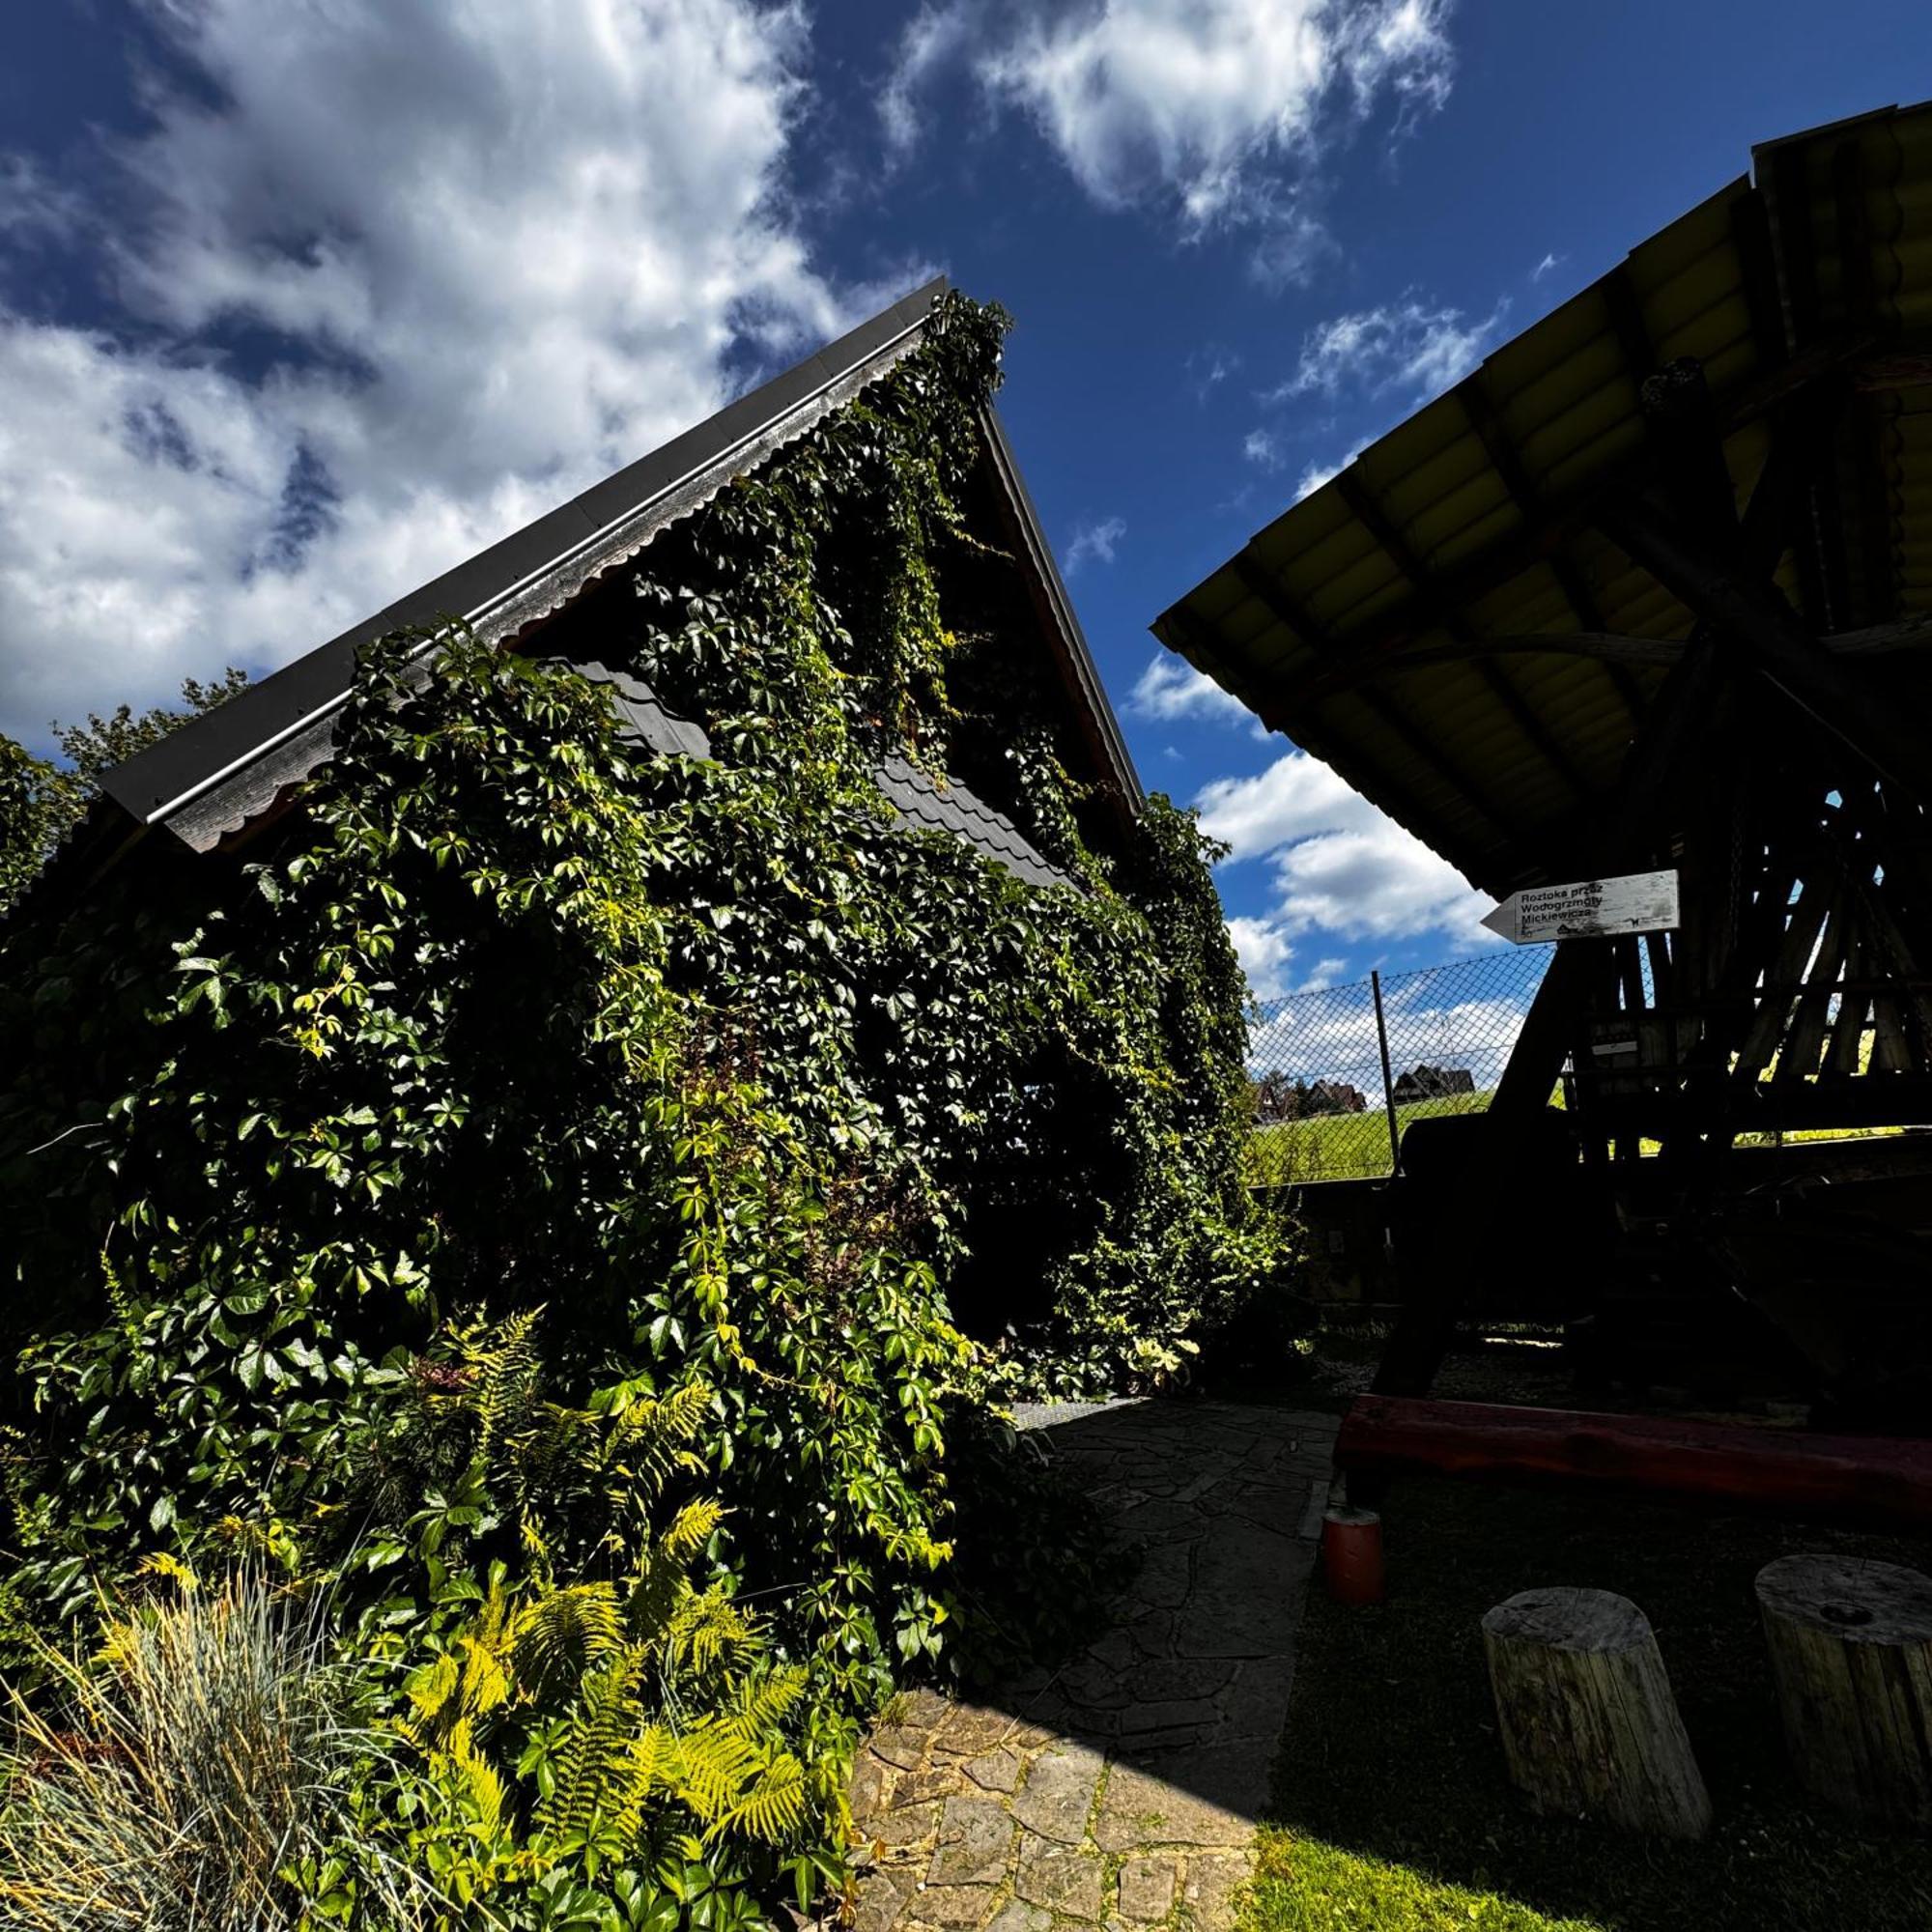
[1337,1395,1932,1530]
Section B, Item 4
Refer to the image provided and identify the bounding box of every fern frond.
[668,1590,751,1674]
[711,1750,807,1846]
[668,1719,759,1826]
[531,1645,647,1842]
[602,1380,712,1499]
[657,1498,723,1565]
[510,1582,625,1704]
[611,1721,677,1841]
[730,1665,806,1735]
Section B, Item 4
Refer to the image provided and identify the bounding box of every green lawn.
[1247,1092,1491,1183]
[1242,1480,1932,1932]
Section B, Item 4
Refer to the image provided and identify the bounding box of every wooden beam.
[1601,265,1658,386]
[1229,327,1887,696]
[1337,1396,1932,1532]
[1730,186,1790,368]
[1598,489,1930,808]
[1367,631,1731,1406]
[1224,551,1533,867]
[1282,611,1932,706]
[1457,372,1646,727]
[1334,471,1598,806]
[1639,357,1744,545]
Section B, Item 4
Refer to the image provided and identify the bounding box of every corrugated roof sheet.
[1155,99,1932,899]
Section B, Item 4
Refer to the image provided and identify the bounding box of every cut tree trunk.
[1757,1554,1932,1830]
[1482,1586,1712,1838]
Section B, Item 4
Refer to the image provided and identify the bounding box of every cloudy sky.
[1,0,1921,1003]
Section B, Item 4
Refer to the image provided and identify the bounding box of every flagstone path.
[844,1400,1340,1932]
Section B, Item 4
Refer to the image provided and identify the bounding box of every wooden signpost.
[1480,867,1681,945]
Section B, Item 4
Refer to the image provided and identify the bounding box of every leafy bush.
[0,292,1293,1925]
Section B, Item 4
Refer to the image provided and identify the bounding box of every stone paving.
[844,1400,1340,1932]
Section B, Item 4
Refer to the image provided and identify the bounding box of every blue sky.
[1,1,1925,1002]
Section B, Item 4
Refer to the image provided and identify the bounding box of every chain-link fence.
[1246,944,1555,1184]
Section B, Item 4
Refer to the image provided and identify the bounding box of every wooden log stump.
[1482,1586,1712,1838]
[1757,1554,1932,1830]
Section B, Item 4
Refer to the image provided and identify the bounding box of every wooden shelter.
[1156,102,1932,1423]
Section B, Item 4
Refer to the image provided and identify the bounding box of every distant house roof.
[92,278,1139,863]
[1154,99,1932,899]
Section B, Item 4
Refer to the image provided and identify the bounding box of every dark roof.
[874,754,1072,890]
[1153,99,1932,898]
[99,279,1139,855]
[559,665,1076,890]
[567,658,713,761]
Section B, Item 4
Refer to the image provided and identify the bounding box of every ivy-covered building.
[0,281,1286,1931]
[3,285,1276,1399]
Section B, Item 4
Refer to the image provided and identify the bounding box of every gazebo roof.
[1154,100,1932,898]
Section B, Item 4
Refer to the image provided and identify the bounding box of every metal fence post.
[1371,968,1402,1176]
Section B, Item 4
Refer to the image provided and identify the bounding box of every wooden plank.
[1825,931,1872,1079]
[1336,470,1598,807]
[1599,488,1930,809]
[1336,1395,1932,1530]
[1776,878,1851,1087]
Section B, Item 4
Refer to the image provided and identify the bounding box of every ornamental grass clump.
[0,1571,432,1932]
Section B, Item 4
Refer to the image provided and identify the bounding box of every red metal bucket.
[1321,1505,1385,1605]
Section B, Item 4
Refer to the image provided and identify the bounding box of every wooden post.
[1482,1587,1712,1839]
[1756,1555,1932,1830]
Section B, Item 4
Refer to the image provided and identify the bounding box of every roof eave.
[104,278,952,842]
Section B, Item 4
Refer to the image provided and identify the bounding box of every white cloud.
[1243,428,1286,469]
[1241,292,1503,503]
[1288,436,1368,500]
[0,0,846,741]
[1270,293,1508,406]
[1265,823,1490,939]
[1245,425,1362,502]
[1195,750,1488,942]
[1187,345,1240,400]
[1127,652,1266,738]
[1530,249,1561,283]
[1064,513,1127,574]
[1227,914,1294,999]
[978,0,1454,254]
[1292,455,1345,499]
[1195,749,1375,858]
[881,4,974,158]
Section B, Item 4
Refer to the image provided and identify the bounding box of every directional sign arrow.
[1481,867,1681,946]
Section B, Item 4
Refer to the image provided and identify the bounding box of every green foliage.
[0,292,1290,1926]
